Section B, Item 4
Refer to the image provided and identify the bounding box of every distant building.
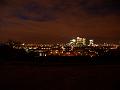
[76,37,86,47]
[83,38,86,46]
[69,39,76,46]
[76,37,82,46]
[89,40,94,46]
[69,37,87,47]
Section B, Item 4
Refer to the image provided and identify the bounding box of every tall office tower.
[76,37,79,44]
[69,39,76,46]
[76,37,83,46]
[82,38,86,46]
[89,40,94,46]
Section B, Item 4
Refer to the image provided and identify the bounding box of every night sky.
[0,0,120,43]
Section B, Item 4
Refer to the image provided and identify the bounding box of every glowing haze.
[0,0,120,43]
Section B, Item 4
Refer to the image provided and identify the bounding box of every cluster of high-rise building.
[68,37,94,47]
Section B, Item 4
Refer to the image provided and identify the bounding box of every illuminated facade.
[69,39,76,46]
[69,37,87,47]
[83,38,86,46]
[89,40,94,46]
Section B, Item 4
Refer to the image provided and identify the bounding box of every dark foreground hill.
[0,56,120,90]
[0,56,120,65]
[0,61,120,90]
[0,44,120,90]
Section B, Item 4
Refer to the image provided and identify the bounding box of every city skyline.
[1,36,119,45]
[0,0,120,43]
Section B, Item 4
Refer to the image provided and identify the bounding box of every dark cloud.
[0,0,7,6]
[1,0,120,21]
[104,0,120,12]
[78,0,120,15]
[2,0,119,22]
[11,0,84,21]
[14,2,57,21]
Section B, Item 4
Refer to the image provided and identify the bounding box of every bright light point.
[71,39,76,42]
[77,37,80,39]
[22,43,25,45]
[89,40,93,42]
[89,39,94,46]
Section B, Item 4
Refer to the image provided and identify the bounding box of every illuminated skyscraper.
[76,37,86,46]
[89,40,94,46]
[83,38,86,46]
[76,37,82,47]
[69,39,76,46]
[77,37,83,43]
[69,37,87,47]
